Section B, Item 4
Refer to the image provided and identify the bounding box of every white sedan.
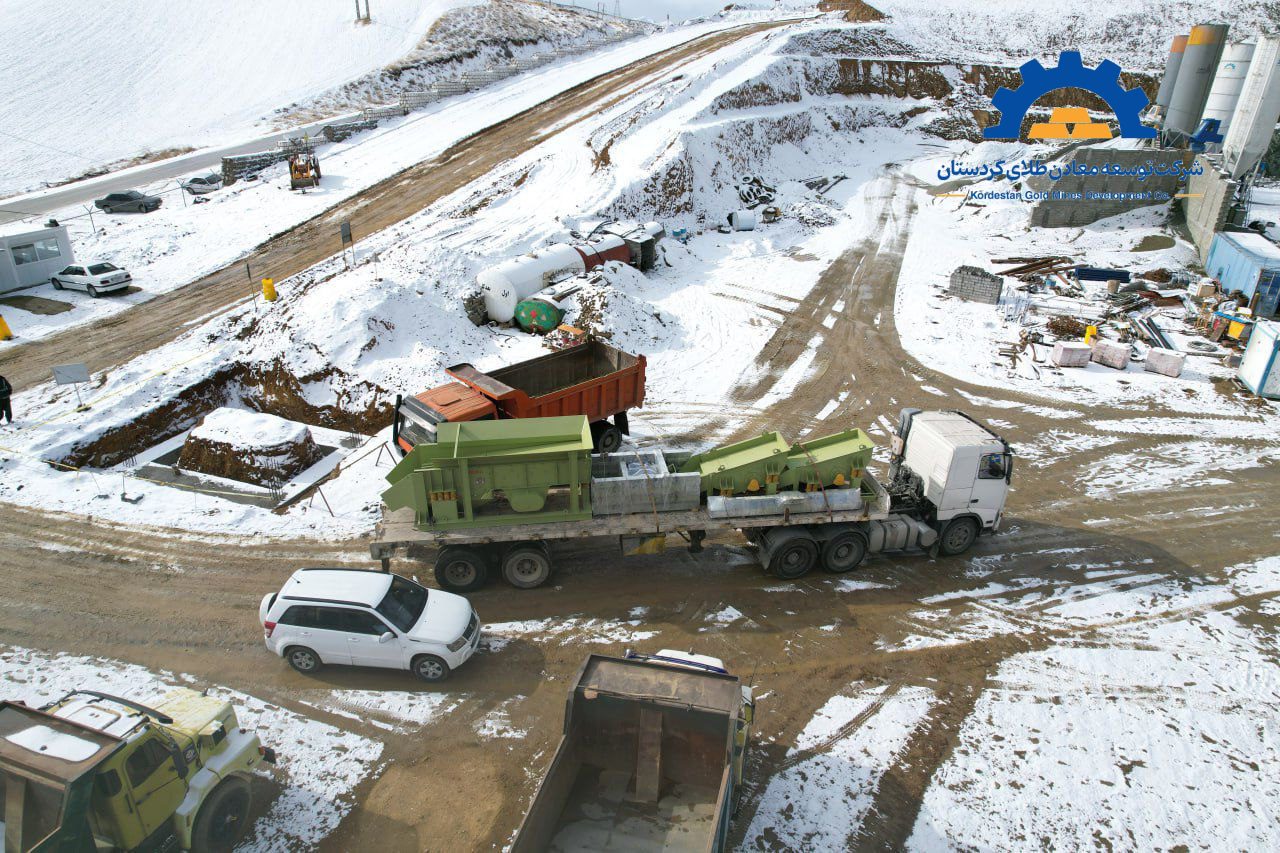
[50,261,132,297]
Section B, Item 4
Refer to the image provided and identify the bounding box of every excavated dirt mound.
[177,409,324,488]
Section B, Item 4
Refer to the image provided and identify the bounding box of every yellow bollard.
[262,278,277,302]
[0,314,12,341]
[1084,324,1097,345]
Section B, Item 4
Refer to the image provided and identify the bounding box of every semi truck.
[0,688,274,852]
[510,651,754,853]
[370,409,1013,592]
[392,340,646,456]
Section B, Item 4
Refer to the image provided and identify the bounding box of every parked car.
[259,567,481,682]
[183,172,223,195]
[95,189,161,212]
[50,261,132,297]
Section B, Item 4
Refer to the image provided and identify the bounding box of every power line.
[0,128,95,162]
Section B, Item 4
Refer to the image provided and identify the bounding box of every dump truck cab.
[1,689,273,853]
[511,651,754,852]
[393,384,497,451]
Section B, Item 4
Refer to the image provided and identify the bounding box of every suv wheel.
[413,654,450,683]
[286,646,321,674]
[191,775,251,853]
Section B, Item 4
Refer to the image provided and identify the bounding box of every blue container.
[1073,266,1131,283]
[1205,232,1280,318]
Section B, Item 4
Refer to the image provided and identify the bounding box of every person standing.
[0,374,12,424]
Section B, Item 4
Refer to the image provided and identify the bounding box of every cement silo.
[1164,24,1229,135]
[1155,35,1188,112]
[1223,36,1280,178]
[1201,42,1255,137]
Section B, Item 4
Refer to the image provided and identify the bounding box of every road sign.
[52,363,90,385]
[340,221,352,245]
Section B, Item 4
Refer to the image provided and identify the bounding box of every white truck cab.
[890,409,1012,554]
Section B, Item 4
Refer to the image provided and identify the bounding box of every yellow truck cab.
[0,688,274,852]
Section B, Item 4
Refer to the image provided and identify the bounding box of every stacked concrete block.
[1144,347,1186,377]
[1052,342,1092,367]
[948,265,1003,304]
[1090,339,1131,370]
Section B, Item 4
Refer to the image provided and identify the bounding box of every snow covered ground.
[0,0,476,196]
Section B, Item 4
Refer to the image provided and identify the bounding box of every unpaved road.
[0,22,789,391]
[2,68,1279,853]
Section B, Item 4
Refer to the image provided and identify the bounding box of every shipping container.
[1205,232,1280,317]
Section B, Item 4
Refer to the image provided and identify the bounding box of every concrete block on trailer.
[1052,342,1092,367]
[1144,347,1186,377]
[1090,339,1130,370]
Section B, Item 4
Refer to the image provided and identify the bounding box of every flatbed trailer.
[369,409,1012,592]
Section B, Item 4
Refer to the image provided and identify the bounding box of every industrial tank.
[1155,35,1188,111]
[1201,42,1255,138]
[1164,24,1229,135]
[479,243,585,323]
[1223,36,1280,178]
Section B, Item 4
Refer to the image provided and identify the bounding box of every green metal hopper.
[678,432,792,496]
[383,415,593,529]
[781,428,875,491]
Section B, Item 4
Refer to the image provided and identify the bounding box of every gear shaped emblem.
[984,50,1155,140]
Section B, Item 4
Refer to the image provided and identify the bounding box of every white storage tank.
[1201,42,1255,137]
[1238,319,1280,398]
[479,243,585,323]
[1165,24,1229,135]
[1223,36,1280,179]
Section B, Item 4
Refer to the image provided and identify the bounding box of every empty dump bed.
[513,656,741,853]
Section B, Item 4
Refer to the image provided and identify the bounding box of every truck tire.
[821,532,867,573]
[938,517,979,556]
[191,775,252,853]
[591,421,623,454]
[501,543,552,589]
[285,646,321,675]
[435,547,489,593]
[412,654,451,682]
[766,534,818,579]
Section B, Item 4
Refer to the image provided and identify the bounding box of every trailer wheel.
[501,543,552,589]
[768,536,818,579]
[191,775,252,853]
[434,547,489,593]
[821,532,866,573]
[938,517,979,556]
[591,421,623,454]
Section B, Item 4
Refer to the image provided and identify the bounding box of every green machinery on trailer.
[678,429,874,496]
[382,416,593,529]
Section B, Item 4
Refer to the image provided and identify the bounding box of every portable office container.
[1238,319,1280,398]
[1205,232,1280,318]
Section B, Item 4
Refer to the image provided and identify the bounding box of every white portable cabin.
[899,411,1011,526]
[0,224,74,295]
[1238,319,1280,399]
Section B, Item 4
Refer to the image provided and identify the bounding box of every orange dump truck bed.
[394,341,646,453]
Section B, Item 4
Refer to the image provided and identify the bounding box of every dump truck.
[371,408,1013,592]
[510,651,753,853]
[0,688,275,853]
[392,340,646,456]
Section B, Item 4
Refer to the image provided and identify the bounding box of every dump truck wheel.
[501,544,552,589]
[191,776,252,853]
[285,646,321,675]
[939,517,979,556]
[821,532,866,573]
[413,654,450,682]
[435,547,489,593]
[768,536,818,579]
[592,421,623,454]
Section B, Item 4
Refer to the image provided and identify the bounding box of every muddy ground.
[1,167,1274,851]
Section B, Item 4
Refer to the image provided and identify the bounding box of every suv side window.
[125,738,171,787]
[277,605,318,627]
[342,610,390,635]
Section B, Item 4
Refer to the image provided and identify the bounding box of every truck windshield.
[397,402,443,446]
[375,576,429,633]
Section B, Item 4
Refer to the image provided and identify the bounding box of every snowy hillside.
[873,0,1280,68]
[0,0,474,196]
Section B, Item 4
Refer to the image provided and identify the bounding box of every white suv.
[259,568,481,682]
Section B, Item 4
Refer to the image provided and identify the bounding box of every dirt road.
[0,22,789,391]
[1,111,1277,853]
